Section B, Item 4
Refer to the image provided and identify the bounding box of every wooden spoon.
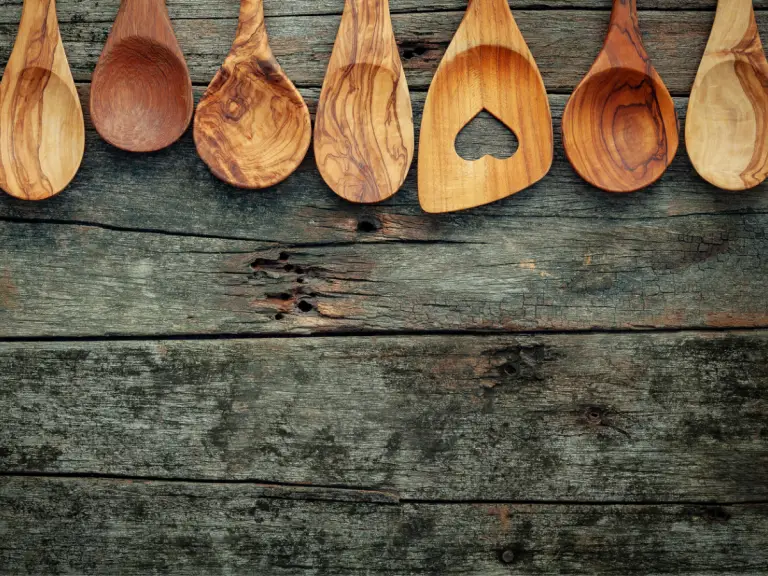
[0,0,84,201]
[90,0,193,152]
[562,0,679,193]
[418,0,553,214]
[194,0,311,189]
[315,0,414,204]
[687,0,768,190]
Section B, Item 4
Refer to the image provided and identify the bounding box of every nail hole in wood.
[502,362,520,377]
[274,313,285,321]
[585,407,604,426]
[279,252,290,261]
[500,549,516,564]
[298,300,314,313]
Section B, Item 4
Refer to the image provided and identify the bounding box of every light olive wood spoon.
[315,0,414,204]
[195,0,311,189]
[0,0,84,201]
[419,0,553,214]
[562,0,679,193]
[90,0,193,152]
[687,0,768,190]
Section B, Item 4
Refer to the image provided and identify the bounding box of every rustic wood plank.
[2,332,766,501]
[2,9,764,93]
[0,0,760,24]
[2,211,767,335]
[3,89,767,242]
[1,477,766,575]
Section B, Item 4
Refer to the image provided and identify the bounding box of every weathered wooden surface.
[1,9,768,93]
[1,332,766,501]
[1,477,767,576]
[2,1,768,573]
[2,92,768,337]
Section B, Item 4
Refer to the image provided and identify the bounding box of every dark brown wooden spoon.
[90,0,194,152]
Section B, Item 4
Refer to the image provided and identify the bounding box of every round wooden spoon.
[315,0,414,204]
[419,0,553,213]
[194,0,311,189]
[90,0,193,153]
[687,0,768,190]
[562,0,679,193]
[0,0,84,201]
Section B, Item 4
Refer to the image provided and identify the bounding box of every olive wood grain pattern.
[418,0,553,213]
[90,0,193,153]
[194,0,311,189]
[0,0,84,201]
[562,0,679,193]
[315,0,414,204]
[687,0,768,191]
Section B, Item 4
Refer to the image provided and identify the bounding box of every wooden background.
[1,0,767,574]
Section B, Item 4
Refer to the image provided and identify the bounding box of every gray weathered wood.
[5,89,765,238]
[1,477,767,575]
[0,9,757,93]
[2,332,766,501]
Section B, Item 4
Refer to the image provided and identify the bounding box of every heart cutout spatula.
[195,0,311,188]
[418,0,553,214]
[687,0,768,190]
[562,0,678,193]
[90,0,193,152]
[315,0,414,203]
[0,0,84,200]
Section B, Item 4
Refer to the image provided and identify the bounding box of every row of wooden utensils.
[0,0,765,213]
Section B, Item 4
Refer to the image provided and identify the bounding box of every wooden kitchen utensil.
[0,0,84,201]
[315,0,414,203]
[195,0,311,189]
[562,0,678,193]
[90,0,193,152]
[418,0,553,214]
[687,0,768,190]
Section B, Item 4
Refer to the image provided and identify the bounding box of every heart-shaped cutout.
[455,109,520,161]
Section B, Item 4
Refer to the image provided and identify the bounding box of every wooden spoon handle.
[706,0,761,53]
[335,0,397,64]
[232,0,271,55]
[601,0,650,71]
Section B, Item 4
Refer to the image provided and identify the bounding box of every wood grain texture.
[0,0,84,201]
[1,332,767,501]
[4,0,765,23]
[687,0,768,190]
[419,0,552,213]
[90,0,193,152]
[0,10,761,93]
[194,0,311,189]
[562,0,680,192]
[2,478,768,575]
[315,0,414,203]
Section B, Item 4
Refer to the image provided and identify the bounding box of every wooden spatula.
[0,0,84,201]
[687,0,768,190]
[562,0,679,193]
[195,0,311,189]
[418,0,553,214]
[315,0,414,204]
[90,0,193,153]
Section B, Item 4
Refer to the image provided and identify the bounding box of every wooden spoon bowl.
[90,0,193,153]
[0,0,84,201]
[194,0,311,189]
[562,0,678,193]
[687,0,768,190]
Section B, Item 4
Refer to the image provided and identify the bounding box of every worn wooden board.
[1,9,764,94]
[1,88,767,337]
[2,332,766,501]
[1,477,767,575]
